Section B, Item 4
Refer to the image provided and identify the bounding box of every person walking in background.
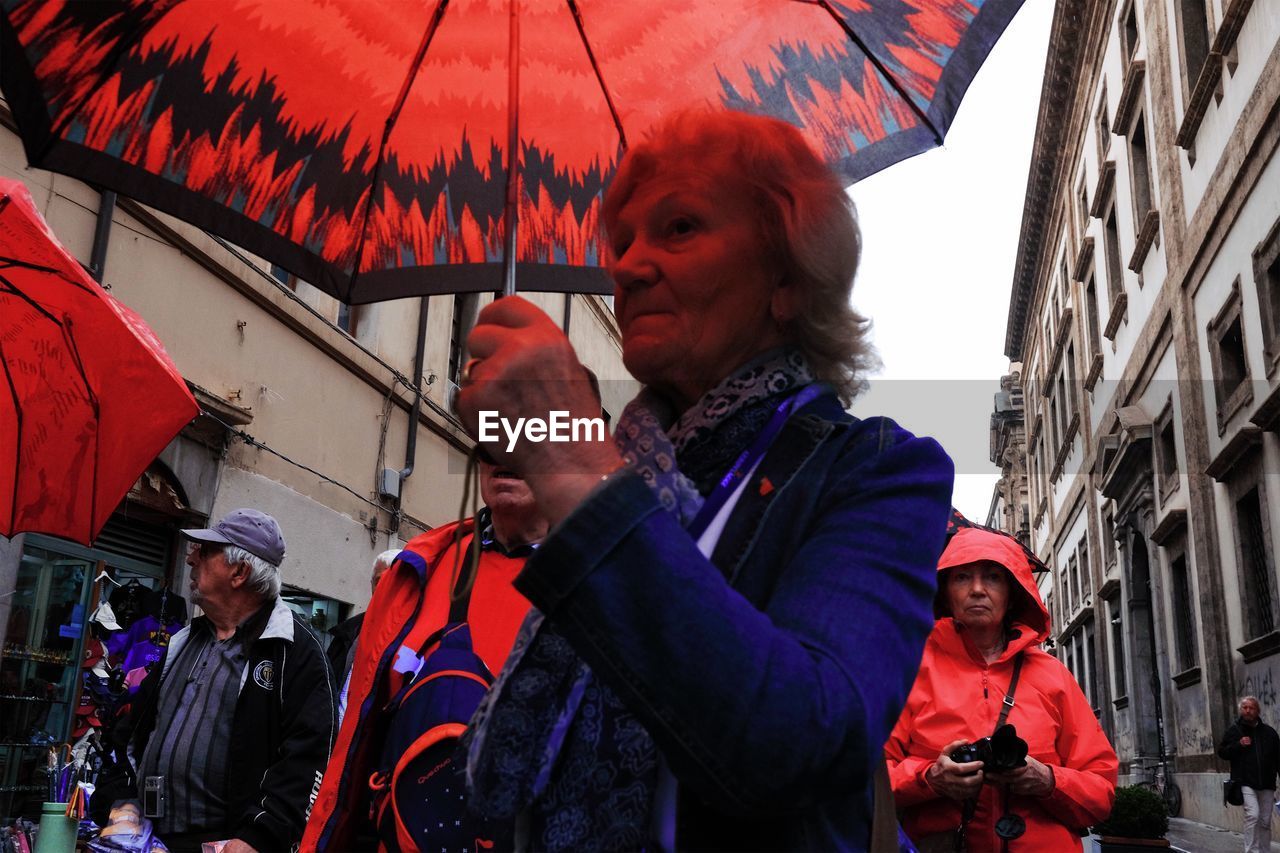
[326,548,399,682]
[1219,696,1280,853]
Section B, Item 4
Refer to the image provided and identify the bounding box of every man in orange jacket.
[885,527,1118,851]
[301,455,550,850]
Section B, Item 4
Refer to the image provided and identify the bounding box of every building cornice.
[1005,0,1097,359]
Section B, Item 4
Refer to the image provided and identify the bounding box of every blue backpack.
[368,539,510,852]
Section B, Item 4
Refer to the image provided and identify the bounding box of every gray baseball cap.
[182,508,286,567]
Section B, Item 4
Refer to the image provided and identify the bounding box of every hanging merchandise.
[89,603,122,633]
[103,591,184,700]
[106,583,150,632]
[79,578,128,735]
[0,819,39,853]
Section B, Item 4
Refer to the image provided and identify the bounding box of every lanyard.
[685,384,823,541]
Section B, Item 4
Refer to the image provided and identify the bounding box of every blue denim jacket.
[514,391,955,851]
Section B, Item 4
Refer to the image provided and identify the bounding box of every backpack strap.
[381,534,481,709]
[447,534,478,624]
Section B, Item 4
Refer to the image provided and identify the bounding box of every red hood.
[934,527,1050,641]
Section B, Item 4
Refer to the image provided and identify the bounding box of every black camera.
[949,724,1029,773]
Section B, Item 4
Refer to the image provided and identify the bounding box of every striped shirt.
[139,601,272,834]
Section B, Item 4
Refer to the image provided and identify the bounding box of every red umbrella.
[1,0,1023,303]
[0,177,198,545]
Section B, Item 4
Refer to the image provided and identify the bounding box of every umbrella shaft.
[501,0,520,297]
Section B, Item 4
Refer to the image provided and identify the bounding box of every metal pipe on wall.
[399,296,430,487]
[89,190,116,282]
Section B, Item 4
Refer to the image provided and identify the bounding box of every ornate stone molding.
[1004,0,1090,359]
[1128,210,1161,273]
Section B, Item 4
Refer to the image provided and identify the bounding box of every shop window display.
[0,546,92,818]
[281,585,351,653]
[0,532,184,821]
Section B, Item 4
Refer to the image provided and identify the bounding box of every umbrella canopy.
[0,177,198,545]
[1,0,1023,304]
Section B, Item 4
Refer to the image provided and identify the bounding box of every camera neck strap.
[956,652,1026,853]
[994,652,1024,732]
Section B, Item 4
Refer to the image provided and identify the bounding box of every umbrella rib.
[565,0,627,150]
[0,257,100,295]
[0,274,97,406]
[810,0,943,145]
[57,314,101,539]
[0,338,21,536]
[349,0,452,300]
[0,274,70,327]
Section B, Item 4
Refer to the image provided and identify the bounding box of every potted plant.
[1092,785,1171,850]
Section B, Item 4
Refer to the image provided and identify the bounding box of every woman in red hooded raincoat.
[885,526,1118,851]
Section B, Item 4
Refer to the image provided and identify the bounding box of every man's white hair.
[374,549,401,570]
[224,545,281,599]
[1241,695,1261,710]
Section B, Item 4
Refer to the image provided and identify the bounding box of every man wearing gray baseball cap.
[106,509,335,853]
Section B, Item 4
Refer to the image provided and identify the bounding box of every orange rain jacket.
[885,527,1118,851]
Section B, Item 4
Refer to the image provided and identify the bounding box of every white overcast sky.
[848,0,1054,522]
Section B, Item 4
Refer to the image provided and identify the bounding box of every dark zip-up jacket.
[1220,717,1280,790]
[115,597,337,851]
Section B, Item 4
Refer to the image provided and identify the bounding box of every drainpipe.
[89,191,117,282]
[381,297,430,504]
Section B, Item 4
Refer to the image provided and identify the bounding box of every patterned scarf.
[465,348,814,850]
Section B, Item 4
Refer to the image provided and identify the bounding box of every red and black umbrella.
[0,177,198,545]
[1,0,1023,303]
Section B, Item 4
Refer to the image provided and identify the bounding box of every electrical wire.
[52,191,176,250]
[199,408,431,535]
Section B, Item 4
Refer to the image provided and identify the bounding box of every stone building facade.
[1003,0,1280,832]
[987,367,1031,543]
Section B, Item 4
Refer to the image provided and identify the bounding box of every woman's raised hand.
[455,296,623,520]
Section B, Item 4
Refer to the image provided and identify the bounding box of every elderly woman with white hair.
[326,547,401,686]
[444,109,955,851]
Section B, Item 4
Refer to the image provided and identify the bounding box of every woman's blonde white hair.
[603,109,876,403]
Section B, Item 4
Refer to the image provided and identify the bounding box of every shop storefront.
[0,516,174,819]
[0,527,354,819]
[0,413,360,822]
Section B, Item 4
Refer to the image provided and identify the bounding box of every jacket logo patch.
[253,660,275,690]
